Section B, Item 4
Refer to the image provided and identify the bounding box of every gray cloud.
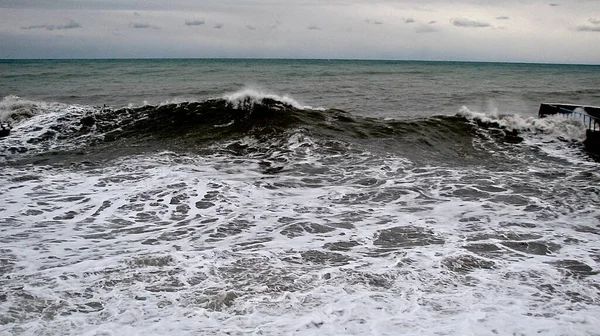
[0,0,159,10]
[21,20,81,31]
[271,20,282,29]
[577,25,600,32]
[576,17,600,31]
[185,19,205,26]
[451,18,491,28]
[403,18,415,24]
[365,19,383,25]
[130,22,160,29]
[2,0,600,64]
[416,25,438,34]
[549,3,560,6]
[109,28,124,36]
[246,25,256,31]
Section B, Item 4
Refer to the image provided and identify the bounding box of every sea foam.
[457,106,588,141]
[0,95,57,123]
[223,88,324,110]
[0,150,598,335]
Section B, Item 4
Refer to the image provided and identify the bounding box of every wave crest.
[1,94,594,164]
[457,106,587,141]
[0,95,50,123]
[222,89,323,110]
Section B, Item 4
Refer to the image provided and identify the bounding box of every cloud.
[3,0,600,64]
[576,18,600,31]
[577,25,600,32]
[403,18,415,24]
[246,25,256,31]
[21,20,81,31]
[365,19,383,25]
[109,28,124,36]
[129,22,160,29]
[451,18,491,28]
[271,20,282,29]
[185,19,205,26]
[549,3,560,6]
[416,25,439,34]
[589,18,600,25]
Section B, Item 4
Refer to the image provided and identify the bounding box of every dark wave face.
[0,93,591,167]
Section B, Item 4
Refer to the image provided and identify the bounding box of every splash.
[458,106,587,141]
[0,95,47,123]
[222,88,324,110]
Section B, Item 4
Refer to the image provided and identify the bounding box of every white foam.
[458,106,588,142]
[0,97,99,159]
[223,88,324,110]
[0,95,66,124]
[0,147,598,335]
[457,106,598,165]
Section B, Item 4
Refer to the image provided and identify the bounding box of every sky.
[0,0,599,63]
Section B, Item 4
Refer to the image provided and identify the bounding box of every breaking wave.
[0,95,72,123]
[458,106,587,142]
[0,92,594,165]
[222,88,324,110]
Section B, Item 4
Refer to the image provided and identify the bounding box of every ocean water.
[0,59,599,335]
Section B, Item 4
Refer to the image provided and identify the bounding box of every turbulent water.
[1,59,600,335]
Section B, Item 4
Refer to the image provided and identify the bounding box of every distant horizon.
[2,57,600,66]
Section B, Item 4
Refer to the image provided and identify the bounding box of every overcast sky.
[1,0,599,63]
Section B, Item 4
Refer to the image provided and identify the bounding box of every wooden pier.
[538,103,600,151]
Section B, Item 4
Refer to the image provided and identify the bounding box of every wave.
[0,95,69,123]
[457,106,587,142]
[222,88,323,111]
[0,92,592,164]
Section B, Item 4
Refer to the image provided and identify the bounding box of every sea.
[0,59,599,336]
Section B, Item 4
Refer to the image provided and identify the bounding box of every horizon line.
[1,57,599,66]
